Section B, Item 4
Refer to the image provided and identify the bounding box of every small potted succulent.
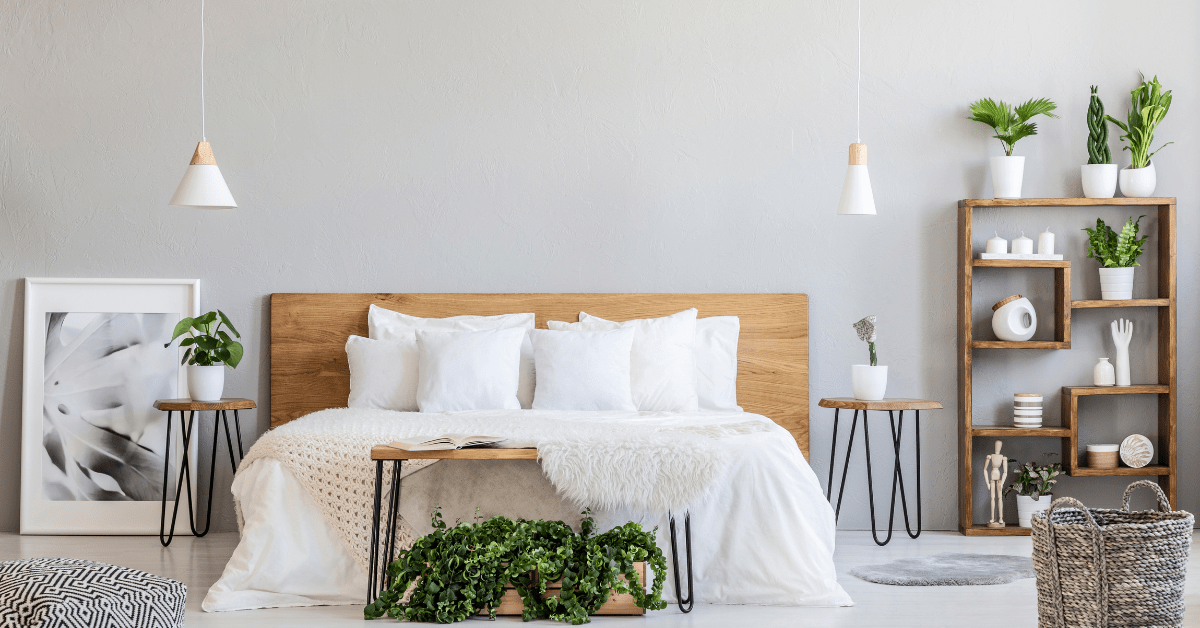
[1004,455,1062,528]
[967,97,1059,199]
[165,310,243,401]
[1081,86,1118,198]
[850,316,886,401]
[1084,216,1149,300]
[1106,74,1172,198]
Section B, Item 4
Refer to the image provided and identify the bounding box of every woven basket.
[1031,481,1193,628]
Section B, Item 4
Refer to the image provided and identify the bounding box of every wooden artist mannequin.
[983,440,1008,528]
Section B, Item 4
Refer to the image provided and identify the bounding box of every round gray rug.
[849,552,1035,586]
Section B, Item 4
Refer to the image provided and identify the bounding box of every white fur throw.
[236,408,770,572]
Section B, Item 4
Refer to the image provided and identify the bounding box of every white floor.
[2,530,1198,627]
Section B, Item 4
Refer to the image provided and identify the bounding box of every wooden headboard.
[270,293,809,456]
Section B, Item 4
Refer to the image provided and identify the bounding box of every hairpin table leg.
[368,460,384,603]
[888,410,922,539]
[832,409,860,521]
[826,408,840,501]
[668,510,694,613]
[160,410,200,546]
[382,461,402,590]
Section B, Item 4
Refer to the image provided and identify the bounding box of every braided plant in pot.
[1081,86,1118,198]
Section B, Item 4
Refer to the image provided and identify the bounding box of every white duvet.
[203,409,852,611]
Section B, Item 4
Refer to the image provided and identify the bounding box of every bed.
[202,293,852,612]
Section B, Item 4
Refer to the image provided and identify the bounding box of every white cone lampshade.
[170,142,237,209]
[837,142,875,215]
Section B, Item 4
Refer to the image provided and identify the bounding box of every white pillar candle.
[1012,231,1033,255]
[986,232,1008,254]
[1038,228,1054,255]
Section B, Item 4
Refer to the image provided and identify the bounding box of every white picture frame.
[21,278,201,534]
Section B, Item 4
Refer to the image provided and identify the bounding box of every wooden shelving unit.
[957,197,1177,536]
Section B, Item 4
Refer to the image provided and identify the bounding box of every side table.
[817,397,942,546]
[153,398,254,547]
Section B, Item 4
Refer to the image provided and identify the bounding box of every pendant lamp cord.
[856,0,861,143]
[200,0,206,142]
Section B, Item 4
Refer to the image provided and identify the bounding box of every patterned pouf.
[0,558,185,628]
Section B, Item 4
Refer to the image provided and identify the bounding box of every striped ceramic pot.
[1014,393,1042,428]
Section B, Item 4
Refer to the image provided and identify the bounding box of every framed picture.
[21,278,201,534]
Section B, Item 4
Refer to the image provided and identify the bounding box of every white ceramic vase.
[1017,494,1052,528]
[851,365,888,401]
[188,364,225,401]
[1093,357,1115,387]
[1099,267,1135,300]
[991,295,1036,342]
[1081,164,1118,199]
[990,156,1025,199]
[1119,161,1156,198]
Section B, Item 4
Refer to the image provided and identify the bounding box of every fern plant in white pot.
[165,310,243,401]
[1084,216,1149,300]
[968,97,1058,199]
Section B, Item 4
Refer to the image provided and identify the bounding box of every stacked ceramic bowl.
[1014,393,1042,428]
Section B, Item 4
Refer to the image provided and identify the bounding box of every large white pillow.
[528,328,637,411]
[345,335,419,411]
[415,328,525,412]
[549,308,699,412]
[368,305,536,408]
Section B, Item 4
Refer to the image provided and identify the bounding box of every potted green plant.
[1081,86,1118,198]
[164,310,243,401]
[1004,455,1062,528]
[850,316,885,401]
[1083,216,1149,300]
[967,97,1059,199]
[1106,74,1172,197]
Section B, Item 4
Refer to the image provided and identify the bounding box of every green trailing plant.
[1004,455,1062,501]
[164,310,243,367]
[1086,86,1111,164]
[1083,216,1149,268]
[967,97,1059,156]
[365,508,667,624]
[852,315,878,366]
[1106,74,1172,169]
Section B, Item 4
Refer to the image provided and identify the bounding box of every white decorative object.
[1120,434,1154,469]
[1037,228,1055,255]
[851,365,888,401]
[1016,494,1052,528]
[187,364,225,401]
[528,328,637,411]
[1111,319,1133,386]
[990,155,1025,199]
[1119,161,1156,198]
[1093,357,1115,387]
[1081,163,1119,198]
[1086,444,1120,469]
[1013,393,1042,428]
[983,440,1008,528]
[1099,267,1135,300]
[20,278,200,534]
[978,253,1064,261]
[1011,232,1034,254]
[986,232,1008,254]
[836,0,875,216]
[991,295,1036,342]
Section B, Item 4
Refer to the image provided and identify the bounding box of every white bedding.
[203,409,853,611]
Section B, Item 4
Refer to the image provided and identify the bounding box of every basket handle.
[1122,480,1172,512]
[1042,496,1108,628]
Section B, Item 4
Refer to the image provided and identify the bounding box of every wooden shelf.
[973,259,1070,268]
[1062,385,1170,396]
[971,426,1070,437]
[960,197,1176,207]
[962,524,1031,536]
[1071,299,1170,309]
[1069,465,1170,477]
[972,340,1070,350]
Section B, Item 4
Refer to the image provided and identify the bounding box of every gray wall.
[1,0,1196,534]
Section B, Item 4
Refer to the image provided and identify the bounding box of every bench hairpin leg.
[668,510,694,613]
[368,460,384,603]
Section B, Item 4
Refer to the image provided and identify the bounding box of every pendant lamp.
[836,0,875,215]
[170,0,236,209]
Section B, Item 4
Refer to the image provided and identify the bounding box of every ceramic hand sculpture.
[1110,318,1133,386]
[983,440,1008,528]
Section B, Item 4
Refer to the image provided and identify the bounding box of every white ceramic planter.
[851,365,888,401]
[1017,494,1052,528]
[1081,163,1118,199]
[1099,267,1135,300]
[1093,357,1115,387]
[188,364,225,401]
[991,295,1036,342]
[990,156,1025,199]
[1119,161,1156,198]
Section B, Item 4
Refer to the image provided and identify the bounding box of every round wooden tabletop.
[154,398,257,411]
[818,398,943,411]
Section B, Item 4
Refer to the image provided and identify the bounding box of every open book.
[385,434,507,451]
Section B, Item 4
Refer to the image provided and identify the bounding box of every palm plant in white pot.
[968,97,1058,199]
[1004,456,1062,528]
[165,310,243,401]
[850,316,885,401]
[1084,216,1149,300]
[1107,74,1172,198]
[1081,86,1118,198]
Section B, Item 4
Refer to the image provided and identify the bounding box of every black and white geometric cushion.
[0,558,185,628]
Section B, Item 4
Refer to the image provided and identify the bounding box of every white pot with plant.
[1084,216,1149,300]
[1081,86,1119,198]
[968,97,1059,199]
[850,315,886,401]
[165,310,244,402]
[1004,456,1062,528]
[1107,74,1172,198]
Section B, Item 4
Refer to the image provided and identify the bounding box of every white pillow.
[529,328,637,411]
[549,309,699,412]
[691,316,741,410]
[415,328,525,412]
[368,305,536,408]
[345,335,419,411]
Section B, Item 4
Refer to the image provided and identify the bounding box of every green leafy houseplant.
[164,310,244,367]
[1086,86,1111,165]
[1106,74,1172,169]
[1083,216,1149,268]
[1004,457,1062,501]
[967,97,1059,156]
[365,509,667,624]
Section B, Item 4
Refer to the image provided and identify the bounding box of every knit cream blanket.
[236,407,773,572]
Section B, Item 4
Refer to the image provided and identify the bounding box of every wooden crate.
[481,562,647,616]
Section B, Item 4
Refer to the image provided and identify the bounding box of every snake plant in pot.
[165,310,243,401]
[1084,216,1149,300]
[1107,74,1172,198]
[967,97,1058,199]
[1081,86,1118,198]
